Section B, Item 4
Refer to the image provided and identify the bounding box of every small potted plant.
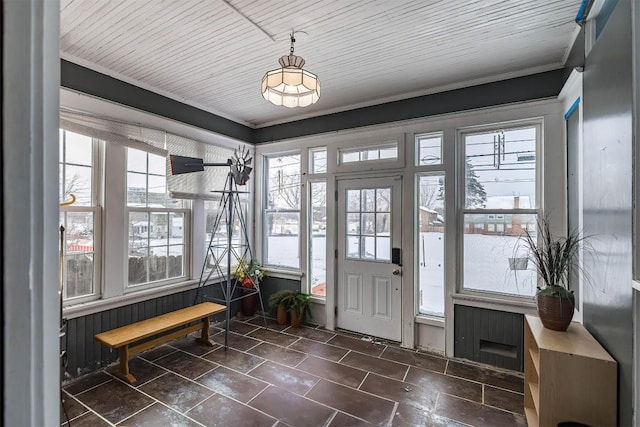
[518,216,588,331]
[233,259,265,316]
[268,290,296,325]
[289,292,312,328]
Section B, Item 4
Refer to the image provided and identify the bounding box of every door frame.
[329,172,405,342]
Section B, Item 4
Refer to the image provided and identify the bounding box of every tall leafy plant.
[520,216,587,298]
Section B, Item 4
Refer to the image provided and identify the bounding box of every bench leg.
[115,346,137,385]
[195,317,216,347]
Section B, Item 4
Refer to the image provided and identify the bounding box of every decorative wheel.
[230,146,253,185]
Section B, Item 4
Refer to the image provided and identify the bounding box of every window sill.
[63,278,213,319]
[415,315,445,327]
[633,280,640,292]
[451,291,537,315]
[265,268,303,281]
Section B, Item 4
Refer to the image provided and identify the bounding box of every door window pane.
[345,187,391,261]
[418,175,445,316]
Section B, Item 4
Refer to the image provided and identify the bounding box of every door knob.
[392,268,401,276]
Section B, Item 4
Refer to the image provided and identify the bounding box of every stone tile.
[197,365,268,402]
[248,342,307,366]
[248,327,300,346]
[484,385,524,414]
[405,366,482,402]
[247,316,290,331]
[139,345,177,362]
[306,379,395,426]
[187,393,275,427]
[202,347,265,373]
[139,372,214,413]
[116,402,201,426]
[446,360,524,393]
[154,350,217,379]
[327,334,386,357]
[284,325,336,343]
[435,393,527,427]
[341,351,409,381]
[360,373,437,412]
[169,335,221,356]
[63,371,112,395]
[381,346,447,373]
[60,391,88,424]
[74,379,154,424]
[61,411,110,427]
[106,356,167,386]
[212,331,262,351]
[224,319,261,335]
[248,360,319,395]
[289,337,349,362]
[296,355,367,389]
[328,412,372,426]
[250,385,335,427]
[391,403,468,427]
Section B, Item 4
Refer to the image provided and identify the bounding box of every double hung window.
[127,148,189,286]
[460,123,540,297]
[264,153,301,269]
[59,129,100,301]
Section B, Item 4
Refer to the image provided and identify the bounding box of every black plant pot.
[536,293,575,331]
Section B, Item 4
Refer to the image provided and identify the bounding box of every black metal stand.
[194,173,266,348]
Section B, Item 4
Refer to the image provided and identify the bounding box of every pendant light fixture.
[261,31,320,108]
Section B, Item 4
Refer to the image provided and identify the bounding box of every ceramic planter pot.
[276,304,288,325]
[241,293,257,317]
[536,293,575,331]
[290,310,302,328]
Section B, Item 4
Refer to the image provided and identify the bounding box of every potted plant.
[232,259,265,316]
[519,216,587,331]
[289,292,312,328]
[268,290,296,325]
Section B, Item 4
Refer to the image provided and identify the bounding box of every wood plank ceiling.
[60,0,579,127]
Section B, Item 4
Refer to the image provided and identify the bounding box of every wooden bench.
[94,302,226,384]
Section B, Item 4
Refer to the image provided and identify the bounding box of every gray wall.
[453,306,524,371]
[64,284,229,378]
[64,277,303,378]
[582,1,633,424]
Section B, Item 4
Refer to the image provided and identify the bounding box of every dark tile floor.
[61,316,526,427]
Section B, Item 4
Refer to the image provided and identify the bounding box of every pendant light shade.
[261,33,320,108]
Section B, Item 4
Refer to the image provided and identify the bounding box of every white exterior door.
[336,177,402,341]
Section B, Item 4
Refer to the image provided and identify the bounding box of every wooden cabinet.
[524,315,617,427]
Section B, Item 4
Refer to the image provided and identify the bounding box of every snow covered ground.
[217,232,538,314]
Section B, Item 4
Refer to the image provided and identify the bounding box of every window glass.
[309,181,327,298]
[310,147,327,174]
[464,127,536,208]
[339,142,398,164]
[265,154,300,268]
[127,148,188,286]
[204,197,248,272]
[417,133,443,165]
[418,175,445,316]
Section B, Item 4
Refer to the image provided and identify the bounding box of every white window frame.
[457,119,542,300]
[125,148,191,290]
[263,151,302,271]
[60,130,102,305]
